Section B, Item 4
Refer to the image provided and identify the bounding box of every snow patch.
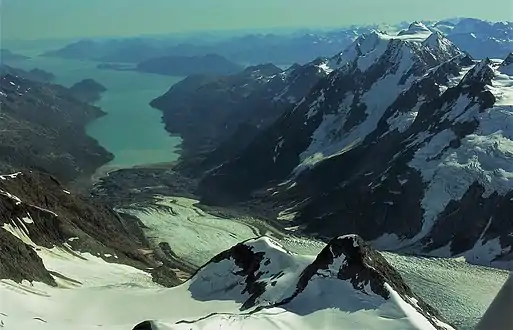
[0,172,22,180]
[0,189,22,205]
[409,63,513,243]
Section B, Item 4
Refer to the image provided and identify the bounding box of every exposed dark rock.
[151,59,329,178]
[132,320,157,330]
[0,229,55,286]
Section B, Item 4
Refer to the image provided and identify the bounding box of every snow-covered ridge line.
[0,234,455,330]
[292,26,463,175]
[184,235,453,329]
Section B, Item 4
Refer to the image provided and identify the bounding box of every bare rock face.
[132,320,158,330]
[0,229,55,286]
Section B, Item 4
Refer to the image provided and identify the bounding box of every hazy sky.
[2,0,513,40]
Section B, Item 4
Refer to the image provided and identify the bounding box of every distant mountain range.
[153,21,513,270]
[136,53,243,76]
[41,18,512,67]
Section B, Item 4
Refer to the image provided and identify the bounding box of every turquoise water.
[4,53,183,171]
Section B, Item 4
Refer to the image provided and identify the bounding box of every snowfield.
[1,232,456,330]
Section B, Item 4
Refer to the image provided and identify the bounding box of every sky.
[2,0,513,40]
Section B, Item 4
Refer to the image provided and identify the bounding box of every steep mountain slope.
[0,170,180,287]
[151,61,330,162]
[0,70,113,182]
[199,26,513,268]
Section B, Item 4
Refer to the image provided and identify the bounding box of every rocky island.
[69,78,108,103]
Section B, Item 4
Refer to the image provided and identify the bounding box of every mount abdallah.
[197,23,513,269]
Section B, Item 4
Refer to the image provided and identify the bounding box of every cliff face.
[0,70,113,183]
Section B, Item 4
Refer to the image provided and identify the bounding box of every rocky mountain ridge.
[151,60,331,164]
[196,26,513,269]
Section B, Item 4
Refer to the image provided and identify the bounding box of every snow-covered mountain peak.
[460,58,495,86]
[399,21,432,36]
[185,235,454,329]
[327,26,461,76]
[422,31,461,59]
